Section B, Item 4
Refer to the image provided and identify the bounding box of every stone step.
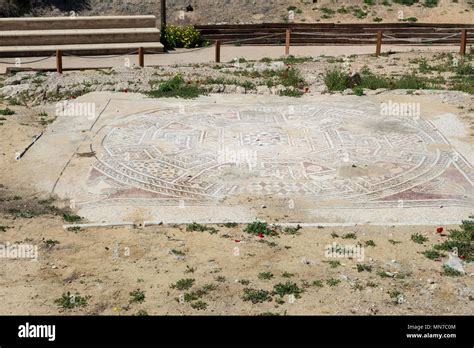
[0,15,158,31]
[0,28,161,46]
[0,42,165,58]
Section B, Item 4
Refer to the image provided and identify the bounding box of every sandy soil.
[0,211,472,315]
[19,0,474,25]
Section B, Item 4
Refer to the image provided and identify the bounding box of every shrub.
[242,288,272,303]
[129,289,145,304]
[411,233,428,244]
[244,221,278,237]
[324,69,351,91]
[434,217,473,262]
[54,292,90,309]
[273,282,303,298]
[147,75,204,99]
[0,108,15,115]
[164,25,206,49]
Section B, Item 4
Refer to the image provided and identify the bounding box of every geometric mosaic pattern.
[85,102,473,210]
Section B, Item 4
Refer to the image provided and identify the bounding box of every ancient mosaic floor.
[19,94,474,224]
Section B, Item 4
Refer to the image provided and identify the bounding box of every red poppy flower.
[69,96,76,100]
[123,89,129,93]
[258,233,264,238]
[304,87,310,93]
[459,255,465,260]
[436,227,443,234]
[234,240,240,243]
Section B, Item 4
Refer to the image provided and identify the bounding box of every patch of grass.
[185,265,196,273]
[281,55,313,65]
[367,281,378,288]
[324,260,341,268]
[422,249,445,260]
[54,292,90,309]
[215,275,226,282]
[171,278,195,291]
[242,288,273,303]
[259,312,280,316]
[411,233,428,244]
[8,98,21,106]
[365,240,376,247]
[222,222,238,228]
[377,271,393,278]
[135,310,149,316]
[353,86,364,96]
[281,271,295,278]
[389,239,402,245]
[63,213,82,223]
[171,249,185,256]
[258,272,274,280]
[0,225,10,232]
[147,75,204,99]
[244,221,278,237]
[0,108,15,115]
[326,278,341,287]
[186,222,219,234]
[312,280,324,287]
[191,300,208,310]
[43,239,59,248]
[441,264,463,277]
[273,281,303,298]
[7,208,41,218]
[388,290,405,303]
[423,0,438,7]
[279,88,304,97]
[356,264,372,272]
[324,67,448,92]
[66,226,82,232]
[352,282,365,291]
[129,289,145,304]
[287,6,303,13]
[239,279,250,285]
[342,233,357,239]
[324,69,351,92]
[282,224,302,235]
[433,217,473,261]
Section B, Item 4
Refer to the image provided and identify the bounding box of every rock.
[256,85,270,95]
[314,85,326,93]
[224,84,236,93]
[445,253,465,274]
[235,86,246,94]
[114,82,129,92]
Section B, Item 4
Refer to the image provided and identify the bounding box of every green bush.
[164,25,206,49]
[147,75,204,99]
[324,69,351,91]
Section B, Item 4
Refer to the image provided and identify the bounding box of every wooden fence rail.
[213,28,470,62]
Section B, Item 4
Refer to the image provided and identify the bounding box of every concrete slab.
[14,93,473,225]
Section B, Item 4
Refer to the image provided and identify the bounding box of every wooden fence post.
[285,29,291,56]
[460,29,467,55]
[215,40,221,63]
[375,31,382,57]
[138,47,145,67]
[56,49,63,74]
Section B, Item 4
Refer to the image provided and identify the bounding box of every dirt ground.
[0,208,472,315]
[16,0,474,25]
[0,49,473,316]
